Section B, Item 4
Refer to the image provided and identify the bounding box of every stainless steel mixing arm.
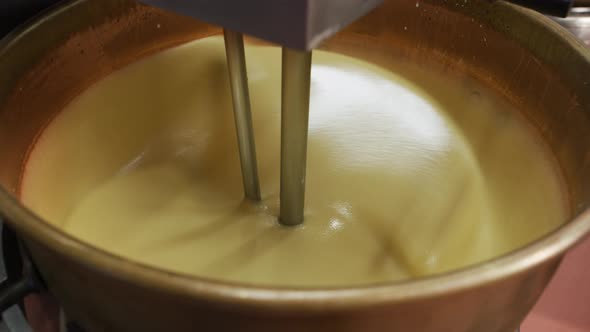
[136,0,383,51]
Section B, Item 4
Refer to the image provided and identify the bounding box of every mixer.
[138,0,386,226]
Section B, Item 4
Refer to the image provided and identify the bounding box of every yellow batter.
[20,36,567,287]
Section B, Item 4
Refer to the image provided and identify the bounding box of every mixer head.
[136,0,383,50]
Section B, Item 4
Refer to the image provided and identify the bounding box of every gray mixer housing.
[137,0,384,50]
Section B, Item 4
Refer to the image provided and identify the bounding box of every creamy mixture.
[20,36,567,287]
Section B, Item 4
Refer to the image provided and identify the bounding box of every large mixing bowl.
[0,0,589,331]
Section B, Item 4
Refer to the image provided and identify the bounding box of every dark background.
[0,0,62,38]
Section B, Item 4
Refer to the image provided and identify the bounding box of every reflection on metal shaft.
[280,48,312,226]
[224,29,261,201]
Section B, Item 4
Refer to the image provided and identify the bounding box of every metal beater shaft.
[224,29,261,201]
[280,48,312,226]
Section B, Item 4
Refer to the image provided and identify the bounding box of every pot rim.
[1,0,590,311]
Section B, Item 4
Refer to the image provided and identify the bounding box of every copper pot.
[0,0,589,331]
